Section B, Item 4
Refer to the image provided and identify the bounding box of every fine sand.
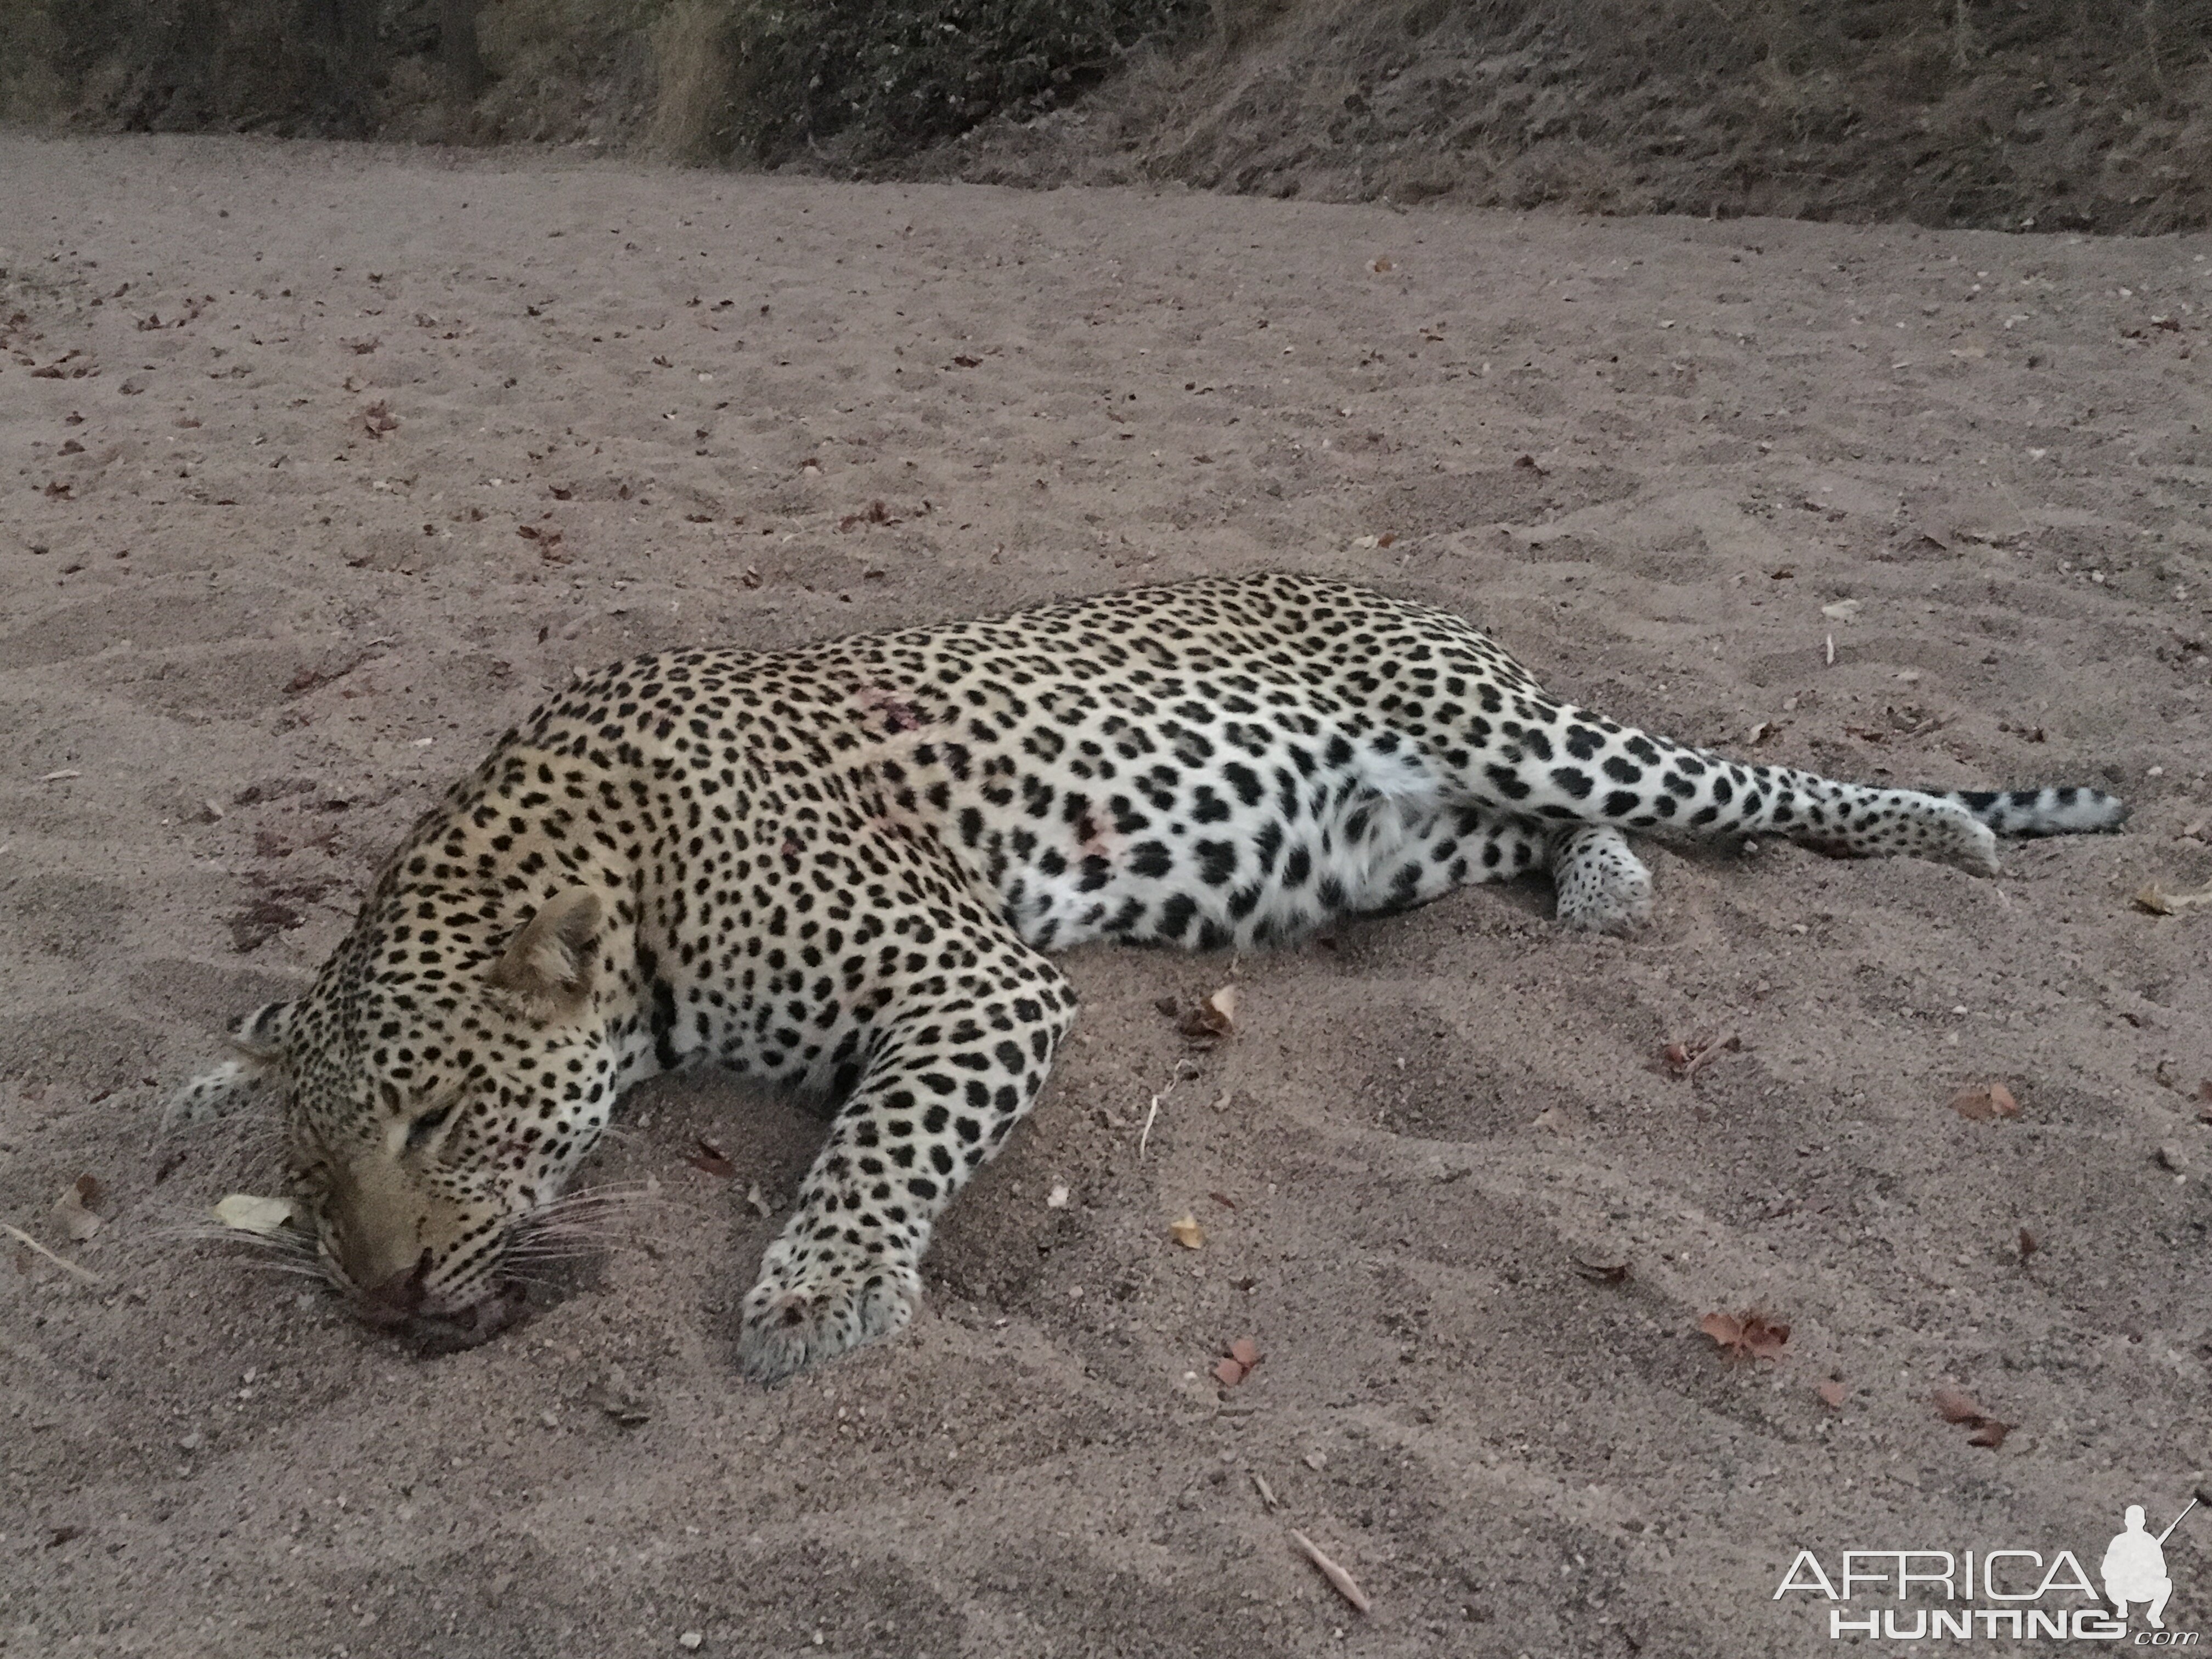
[3,133,2210,1657]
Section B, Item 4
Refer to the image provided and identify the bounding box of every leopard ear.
[488,888,602,1007]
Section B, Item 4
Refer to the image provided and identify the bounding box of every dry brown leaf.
[1699,1310,1790,1362]
[1816,1379,1849,1409]
[1950,1081,2020,1121]
[1931,1386,2015,1447]
[1368,257,1394,274]
[1170,1214,1205,1249]
[360,400,398,439]
[1181,986,1238,1039]
[2017,1227,2038,1262]
[838,499,897,532]
[2135,880,2212,916]
[687,1139,736,1180]
[1932,1386,1988,1424]
[53,1176,103,1243]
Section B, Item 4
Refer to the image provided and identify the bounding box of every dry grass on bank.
[2,0,2208,231]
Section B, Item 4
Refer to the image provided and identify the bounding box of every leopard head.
[180,885,624,1341]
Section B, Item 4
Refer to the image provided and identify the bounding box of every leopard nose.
[355,1250,432,1328]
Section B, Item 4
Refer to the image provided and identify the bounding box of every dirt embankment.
[4,0,2209,234]
[930,0,2212,236]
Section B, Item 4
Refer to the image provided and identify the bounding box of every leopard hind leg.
[1318,799,1652,935]
[1548,823,1654,934]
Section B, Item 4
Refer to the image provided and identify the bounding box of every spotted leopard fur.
[171,572,2125,1380]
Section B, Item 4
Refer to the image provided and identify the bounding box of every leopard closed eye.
[168,572,2126,1382]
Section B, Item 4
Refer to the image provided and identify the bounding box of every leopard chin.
[338,1251,531,1349]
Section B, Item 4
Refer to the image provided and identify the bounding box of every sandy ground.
[3,133,2211,1658]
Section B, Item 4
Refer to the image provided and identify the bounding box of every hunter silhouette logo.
[2105,1499,2194,1632]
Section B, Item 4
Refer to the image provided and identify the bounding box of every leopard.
[169,571,2126,1382]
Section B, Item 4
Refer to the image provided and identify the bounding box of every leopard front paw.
[736,1238,922,1385]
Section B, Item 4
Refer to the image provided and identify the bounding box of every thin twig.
[1683,1031,1740,1079]
[1252,1471,1278,1509]
[1290,1530,1372,1614]
[1987,471,2036,541]
[2,1223,101,1284]
[1137,1073,1181,1159]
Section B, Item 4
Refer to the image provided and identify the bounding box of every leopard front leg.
[735,940,1078,1384]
